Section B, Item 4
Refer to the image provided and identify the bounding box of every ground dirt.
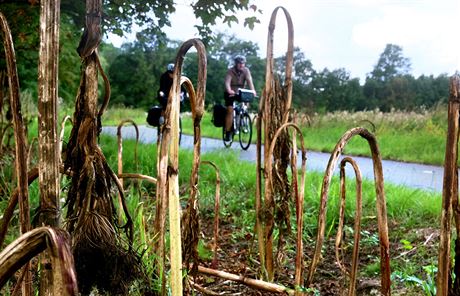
[190,216,440,295]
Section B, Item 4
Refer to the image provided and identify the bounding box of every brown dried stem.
[38,2,62,292]
[437,75,460,296]
[306,127,390,296]
[117,173,157,184]
[154,38,206,296]
[200,161,221,268]
[116,120,140,221]
[116,119,140,190]
[266,122,306,289]
[335,157,363,296]
[256,6,294,282]
[197,265,294,295]
[0,12,31,295]
[0,227,78,296]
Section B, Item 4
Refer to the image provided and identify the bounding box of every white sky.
[108,0,460,82]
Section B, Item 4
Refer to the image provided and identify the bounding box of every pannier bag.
[212,104,227,127]
[238,88,255,102]
[146,106,163,127]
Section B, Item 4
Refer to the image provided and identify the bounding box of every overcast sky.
[109,0,460,82]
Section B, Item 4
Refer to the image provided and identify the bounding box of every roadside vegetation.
[103,103,449,165]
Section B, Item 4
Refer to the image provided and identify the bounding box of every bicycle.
[222,89,255,150]
[147,90,186,144]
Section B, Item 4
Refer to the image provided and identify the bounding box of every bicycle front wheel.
[238,113,252,150]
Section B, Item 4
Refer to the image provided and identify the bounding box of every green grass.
[100,131,441,236]
[99,132,442,293]
[2,105,447,294]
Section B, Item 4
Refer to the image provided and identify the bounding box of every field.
[96,106,447,294]
[0,106,448,294]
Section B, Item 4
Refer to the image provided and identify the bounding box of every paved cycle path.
[103,125,447,193]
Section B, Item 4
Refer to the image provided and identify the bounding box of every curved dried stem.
[264,6,294,122]
[256,6,294,282]
[200,161,221,269]
[116,119,140,189]
[0,12,31,295]
[306,127,390,296]
[266,122,306,289]
[154,38,206,296]
[0,227,78,296]
[335,157,362,296]
[116,120,140,222]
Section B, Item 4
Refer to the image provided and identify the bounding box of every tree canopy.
[0,1,451,114]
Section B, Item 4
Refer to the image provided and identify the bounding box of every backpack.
[212,104,227,127]
[146,106,163,127]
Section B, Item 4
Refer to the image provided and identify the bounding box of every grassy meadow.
[0,105,447,294]
[97,129,442,294]
[95,104,448,294]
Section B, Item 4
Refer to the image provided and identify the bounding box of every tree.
[369,43,411,82]
[60,0,261,45]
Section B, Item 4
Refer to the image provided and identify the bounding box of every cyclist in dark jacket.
[223,55,256,141]
[157,63,175,108]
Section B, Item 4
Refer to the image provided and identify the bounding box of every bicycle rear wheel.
[238,113,252,150]
[222,126,233,148]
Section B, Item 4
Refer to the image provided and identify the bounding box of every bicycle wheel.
[222,126,233,148]
[238,113,252,150]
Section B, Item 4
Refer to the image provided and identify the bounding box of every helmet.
[234,55,246,64]
[167,63,175,72]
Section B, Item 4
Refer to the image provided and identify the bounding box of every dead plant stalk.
[256,6,294,282]
[306,127,390,296]
[436,75,460,296]
[0,11,32,296]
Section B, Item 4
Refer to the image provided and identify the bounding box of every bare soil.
[190,217,439,295]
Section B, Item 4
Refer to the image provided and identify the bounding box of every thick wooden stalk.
[436,75,460,296]
[0,12,31,296]
[38,1,61,294]
[155,38,206,296]
[306,127,390,296]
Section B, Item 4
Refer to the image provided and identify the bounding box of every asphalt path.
[103,125,447,193]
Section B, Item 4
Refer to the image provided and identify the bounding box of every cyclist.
[157,63,175,109]
[224,55,256,141]
[157,63,188,124]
